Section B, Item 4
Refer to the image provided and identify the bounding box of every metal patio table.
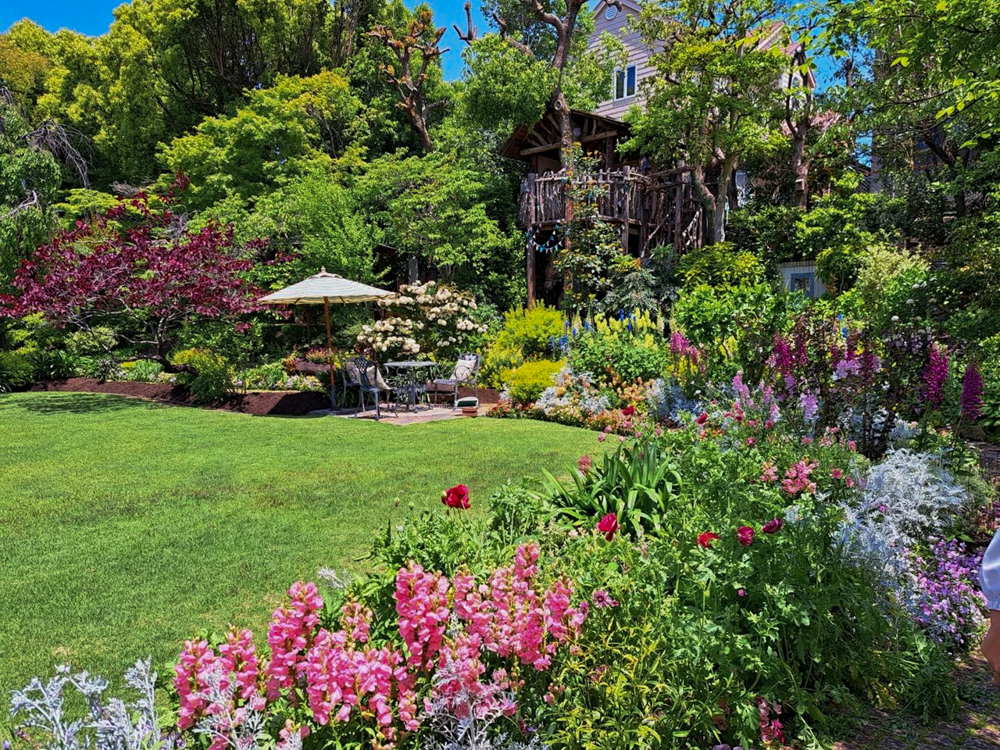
[384,361,437,411]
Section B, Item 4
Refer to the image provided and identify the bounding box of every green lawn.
[0,392,597,697]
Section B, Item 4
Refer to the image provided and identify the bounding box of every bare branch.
[368,14,448,152]
[0,190,40,222]
[454,1,478,44]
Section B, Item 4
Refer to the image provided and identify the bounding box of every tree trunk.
[414,111,435,153]
[554,88,573,167]
[715,156,736,244]
[690,165,720,245]
[790,125,809,210]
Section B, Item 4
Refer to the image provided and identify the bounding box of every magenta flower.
[923,343,949,410]
[737,588,746,597]
[597,433,607,443]
[962,362,984,422]
[578,454,592,474]
[442,484,470,509]
[761,518,783,534]
[592,589,619,608]
[597,513,619,541]
[831,467,843,480]
[737,525,755,546]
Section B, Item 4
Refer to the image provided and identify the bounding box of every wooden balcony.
[518,167,703,255]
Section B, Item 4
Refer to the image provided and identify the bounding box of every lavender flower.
[961,362,984,422]
[910,539,987,652]
[799,391,819,423]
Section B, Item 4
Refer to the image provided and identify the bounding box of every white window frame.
[613,64,637,101]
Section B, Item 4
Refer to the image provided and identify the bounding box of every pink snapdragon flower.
[174,639,217,730]
[265,581,324,700]
[781,460,817,496]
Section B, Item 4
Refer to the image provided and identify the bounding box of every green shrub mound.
[0,351,33,392]
[504,359,565,405]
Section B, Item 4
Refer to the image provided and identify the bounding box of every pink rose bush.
[172,542,586,749]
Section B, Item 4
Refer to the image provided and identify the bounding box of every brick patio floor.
[833,653,1000,750]
[312,404,484,424]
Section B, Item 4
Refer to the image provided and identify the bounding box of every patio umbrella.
[259,268,395,407]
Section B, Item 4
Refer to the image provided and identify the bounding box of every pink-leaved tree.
[0,183,269,373]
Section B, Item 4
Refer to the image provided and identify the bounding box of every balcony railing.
[518,167,703,253]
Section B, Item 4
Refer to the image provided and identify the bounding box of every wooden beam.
[519,142,561,157]
[519,130,623,157]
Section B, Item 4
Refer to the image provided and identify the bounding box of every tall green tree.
[0,99,62,290]
[629,2,791,243]
[158,71,361,211]
[367,4,449,152]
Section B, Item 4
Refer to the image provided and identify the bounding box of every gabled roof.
[501,108,630,162]
[593,0,643,14]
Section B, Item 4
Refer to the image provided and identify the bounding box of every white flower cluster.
[359,281,487,358]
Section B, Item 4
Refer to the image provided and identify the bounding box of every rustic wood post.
[674,178,683,251]
[526,173,537,308]
[620,166,631,251]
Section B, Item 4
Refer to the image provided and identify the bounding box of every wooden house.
[505,0,704,306]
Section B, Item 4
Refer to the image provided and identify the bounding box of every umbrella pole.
[324,296,335,410]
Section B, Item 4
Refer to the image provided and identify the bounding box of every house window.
[614,65,637,100]
[790,272,816,297]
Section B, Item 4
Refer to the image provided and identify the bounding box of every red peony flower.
[442,484,470,510]
[737,525,755,546]
[695,412,709,425]
[621,405,636,417]
[597,513,619,541]
[761,517,783,534]
[697,532,720,548]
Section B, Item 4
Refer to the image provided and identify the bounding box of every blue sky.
[0,0,486,79]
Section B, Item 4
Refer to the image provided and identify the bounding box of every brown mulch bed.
[29,378,331,416]
[27,378,501,415]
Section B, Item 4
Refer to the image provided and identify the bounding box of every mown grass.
[0,392,598,696]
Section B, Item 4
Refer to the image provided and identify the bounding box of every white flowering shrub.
[357,281,488,361]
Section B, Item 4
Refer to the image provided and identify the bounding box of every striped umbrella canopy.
[259,268,394,409]
[259,268,394,305]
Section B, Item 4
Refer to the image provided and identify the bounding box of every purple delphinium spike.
[961,362,984,422]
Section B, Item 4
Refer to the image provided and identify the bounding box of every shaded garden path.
[834,653,1000,750]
